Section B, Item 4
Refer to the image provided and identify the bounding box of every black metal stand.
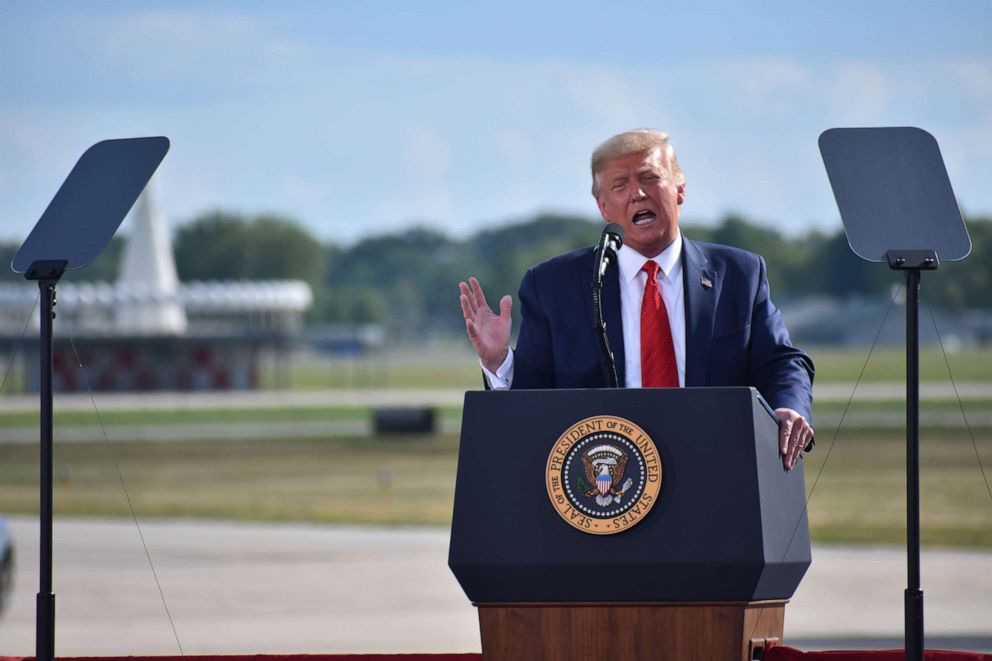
[821,127,970,661]
[10,137,170,661]
[25,259,67,661]
[591,227,622,389]
[888,250,937,661]
[591,280,619,388]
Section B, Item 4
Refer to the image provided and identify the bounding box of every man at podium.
[458,129,814,470]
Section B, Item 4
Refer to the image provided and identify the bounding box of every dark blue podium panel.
[448,387,810,602]
[13,137,170,273]
[819,127,970,263]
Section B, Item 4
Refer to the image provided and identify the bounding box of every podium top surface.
[12,137,170,274]
[818,127,970,263]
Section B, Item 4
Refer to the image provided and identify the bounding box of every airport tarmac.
[0,516,990,655]
[3,383,991,446]
[4,382,992,413]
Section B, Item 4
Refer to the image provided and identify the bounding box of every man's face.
[595,147,685,258]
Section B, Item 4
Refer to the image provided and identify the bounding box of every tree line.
[2,211,990,339]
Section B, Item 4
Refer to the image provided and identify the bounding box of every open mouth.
[632,210,656,226]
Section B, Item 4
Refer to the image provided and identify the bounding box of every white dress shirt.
[617,233,686,387]
[483,233,687,389]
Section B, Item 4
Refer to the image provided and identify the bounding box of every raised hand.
[458,276,512,373]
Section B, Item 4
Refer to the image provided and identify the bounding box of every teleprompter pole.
[887,251,936,661]
[904,267,923,661]
[37,280,55,661]
[26,260,67,661]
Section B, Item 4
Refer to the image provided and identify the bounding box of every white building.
[0,183,312,391]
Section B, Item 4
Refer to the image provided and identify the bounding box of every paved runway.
[0,517,990,655]
[3,382,992,414]
[3,383,991,445]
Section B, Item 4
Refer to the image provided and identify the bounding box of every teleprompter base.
[476,600,786,661]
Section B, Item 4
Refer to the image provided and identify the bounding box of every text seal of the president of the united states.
[546,415,662,535]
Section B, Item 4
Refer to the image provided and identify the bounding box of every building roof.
[0,280,313,313]
[0,177,312,336]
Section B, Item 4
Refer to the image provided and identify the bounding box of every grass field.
[0,398,985,429]
[806,347,992,383]
[0,400,987,436]
[0,435,460,525]
[0,428,989,548]
[2,345,992,395]
[253,346,992,391]
[1,346,991,547]
[803,430,992,547]
[0,405,463,429]
[257,354,484,390]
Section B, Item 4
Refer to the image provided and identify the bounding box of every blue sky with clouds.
[2,1,991,244]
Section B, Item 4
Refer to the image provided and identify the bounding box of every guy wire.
[922,293,992,506]
[746,282,903,647]
[0,292,39,395]
[62,317,186,658]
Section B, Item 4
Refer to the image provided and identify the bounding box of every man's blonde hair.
[590,129,685,196]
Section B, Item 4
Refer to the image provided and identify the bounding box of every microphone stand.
[592,230,621,388]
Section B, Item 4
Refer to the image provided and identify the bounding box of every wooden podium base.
[476,600,786,661]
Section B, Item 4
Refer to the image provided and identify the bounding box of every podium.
[448,387,810,661]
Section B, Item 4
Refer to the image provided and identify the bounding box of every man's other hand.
[459,276,512,373]
[775,408,814,471]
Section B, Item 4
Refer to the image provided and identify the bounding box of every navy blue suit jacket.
[511,235,814,422]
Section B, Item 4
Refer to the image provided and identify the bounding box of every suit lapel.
[584,251,625,387]
[682,238,718,387]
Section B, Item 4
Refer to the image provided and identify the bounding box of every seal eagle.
[582,444,630,506]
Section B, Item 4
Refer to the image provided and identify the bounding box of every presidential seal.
[545,415,662,535]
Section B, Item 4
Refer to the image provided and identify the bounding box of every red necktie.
[640,261,678,388]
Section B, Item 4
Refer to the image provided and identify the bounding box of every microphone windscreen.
[604,223,624,246]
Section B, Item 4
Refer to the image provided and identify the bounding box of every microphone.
[592,223,624,387]
[593,223,624,287]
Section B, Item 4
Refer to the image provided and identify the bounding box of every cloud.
[1,8,990,244]
[493,129,533,163]
[829,63,892,122]
[714,57,814,119]
[278,171,331,216]
[56,7,321,93]
[372,125,454,226]
[0,113,77,172]
[948,60,992,101]
[407,125,453,177]
[551,63,659,128]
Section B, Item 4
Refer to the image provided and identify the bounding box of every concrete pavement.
[0,517,989,655]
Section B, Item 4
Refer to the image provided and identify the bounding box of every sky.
[1,0,991,245]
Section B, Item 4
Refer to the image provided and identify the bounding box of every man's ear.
[676,183,686,206]
[597,195,610,221]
